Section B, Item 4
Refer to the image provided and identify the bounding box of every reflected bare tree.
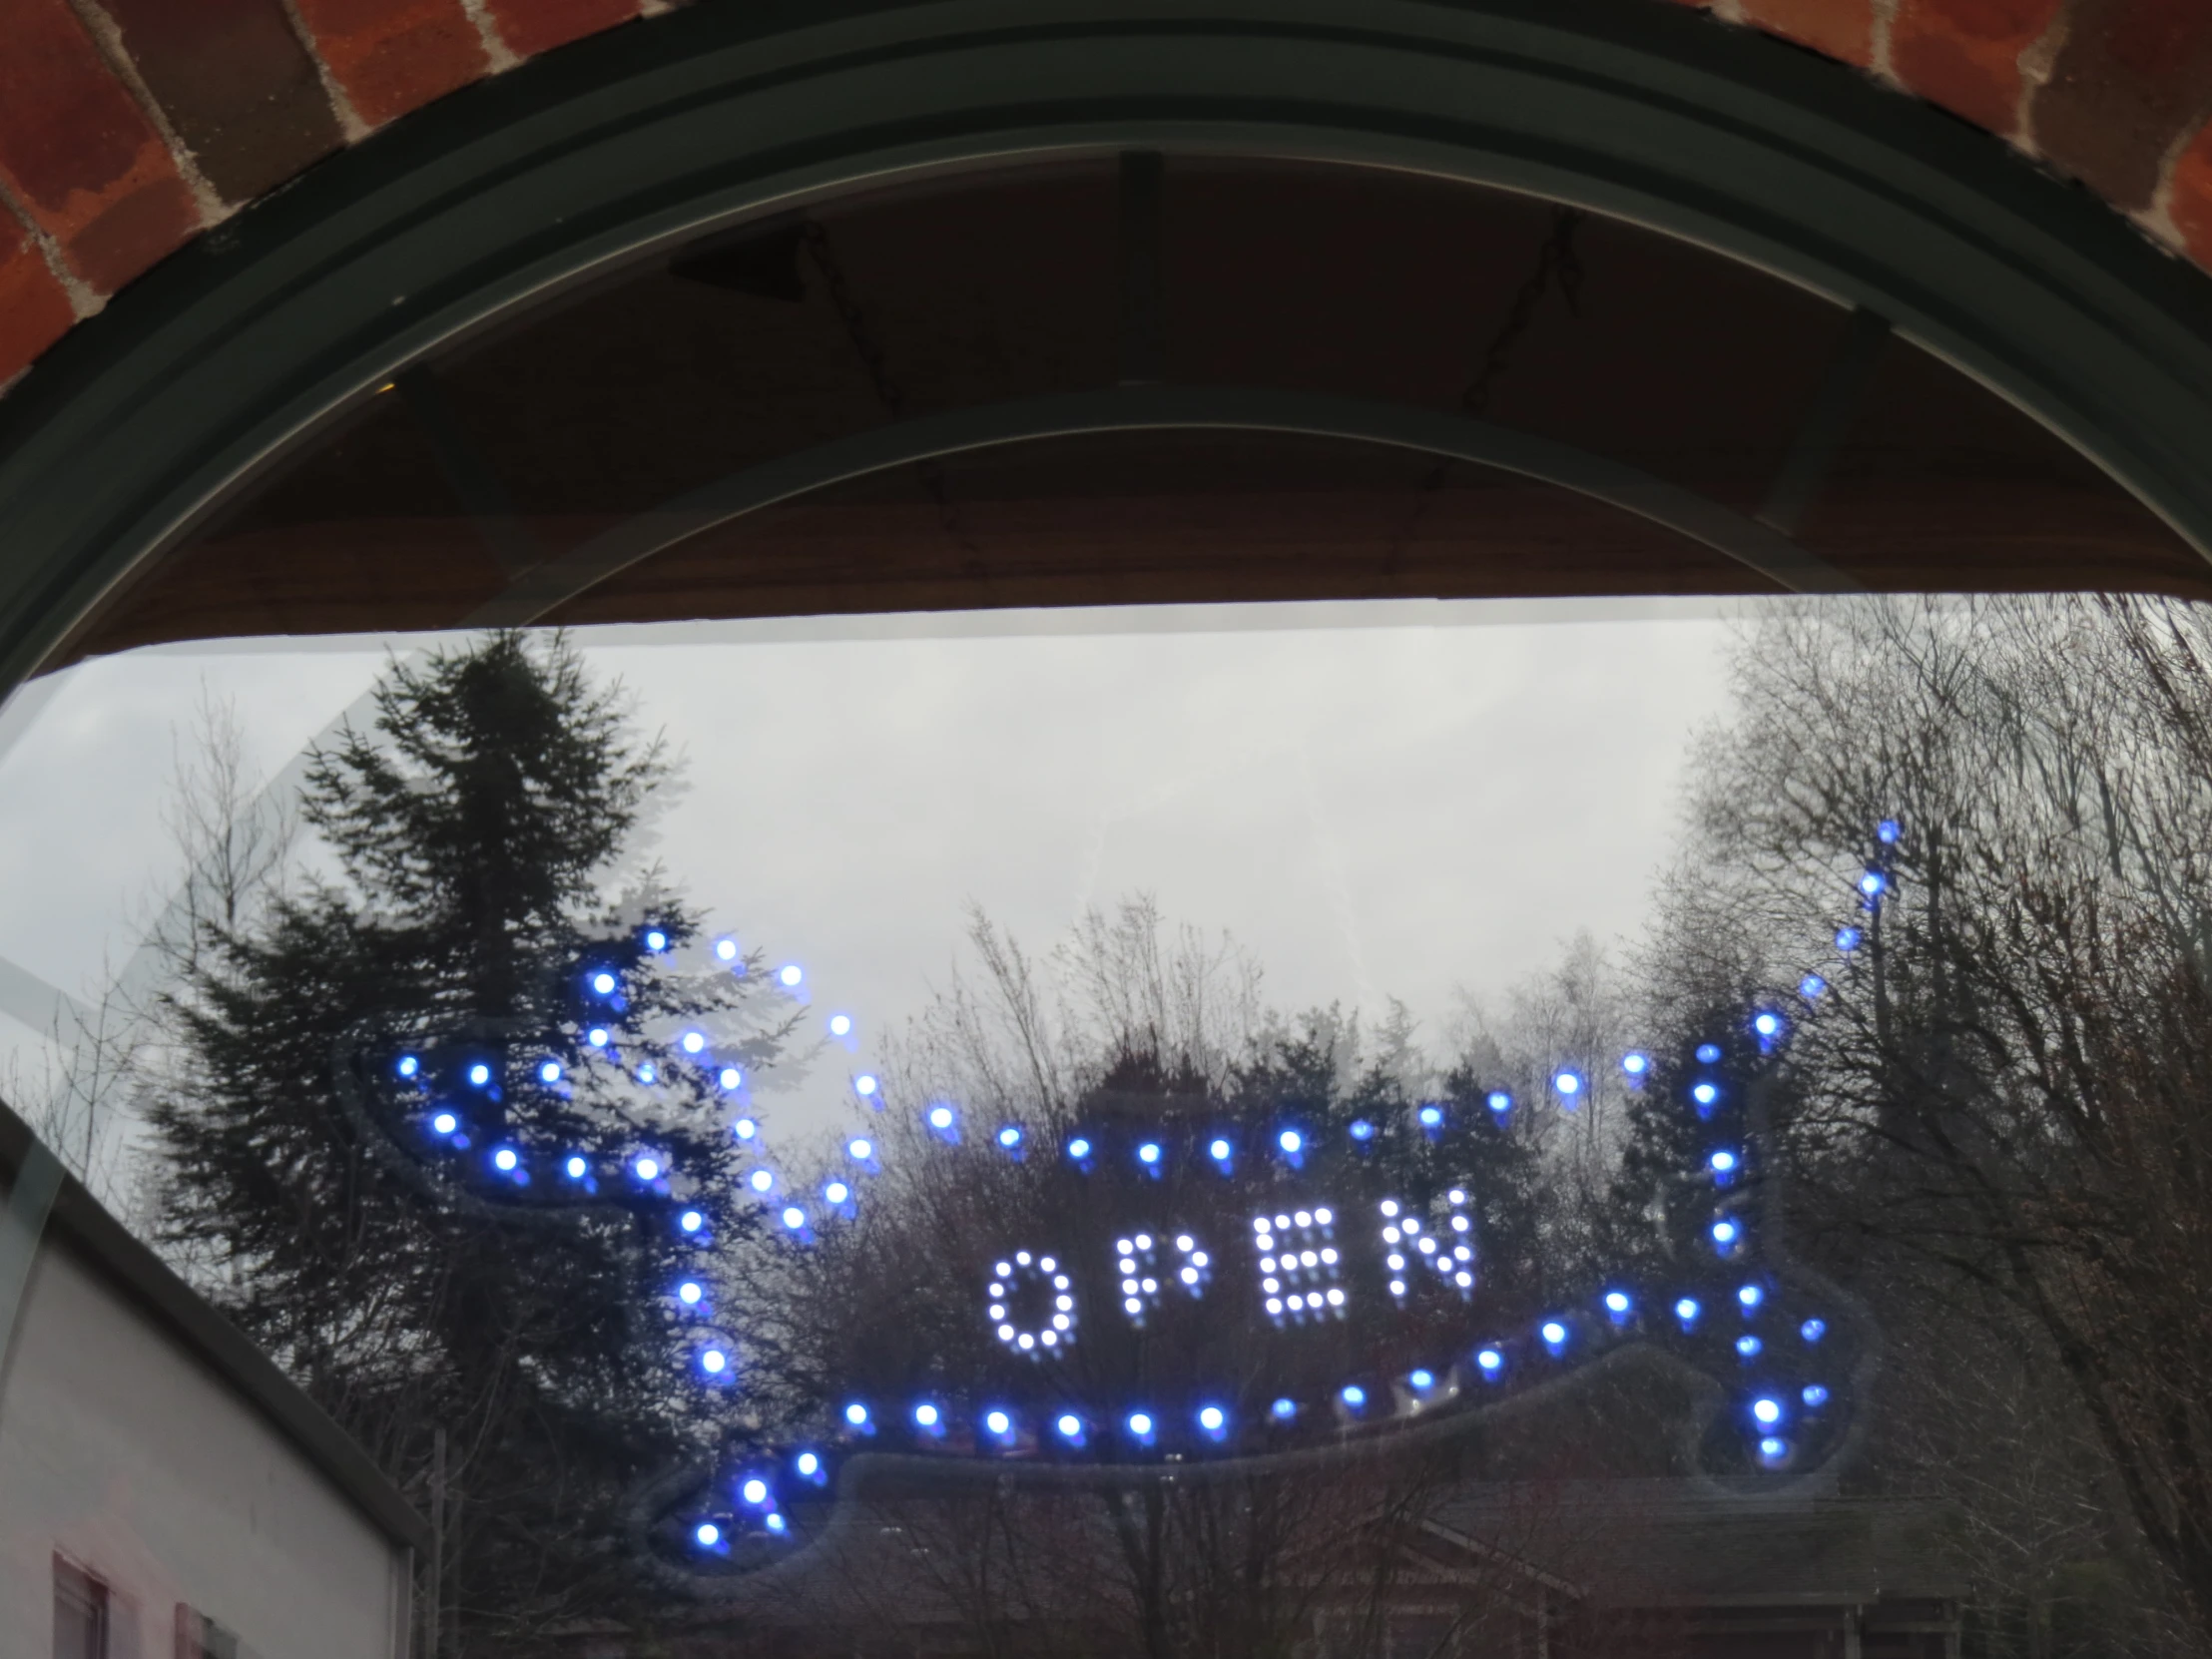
[728,898,1685,1657]
[7,686,294,1216]
[1655,594,2212,1650]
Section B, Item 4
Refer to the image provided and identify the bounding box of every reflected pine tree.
[148,631,792,1651]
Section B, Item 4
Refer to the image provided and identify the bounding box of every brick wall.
[1,0,2209,391]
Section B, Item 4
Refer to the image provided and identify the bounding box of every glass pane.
[8,152,2207,1659]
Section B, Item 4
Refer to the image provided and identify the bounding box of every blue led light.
[1877,819,1901,843]
[796,1451,821,1476]
[1696,1043,1722,1063]
[749,1170,774,1193]
[645,929,668,952]
[467,1063,491,1087]
[718,1067,743,1093]
[694,1521,723,1548]
[492,1148,518,1172]
[1836,926,1862,951]
[1801,1318,1827,1343]
[1859,871,1887,898]
[431,1112,458,1136]
[396,1055,419,1078]
[742,1477,770,1504]
[680,1210,704,1233]
[765,1513,788,1535]
[637,1062,657,1085]
[523,876,1882,1490]
[588,1027,610,1047]
[1759,1436,1788,1462]
[779,964,804,988]
[715,938,739,962]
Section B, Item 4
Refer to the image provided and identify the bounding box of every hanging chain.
[1383,208,1587,572]
[1456,207,1585,423]
[802,221,909,420]
[799,222,970,545]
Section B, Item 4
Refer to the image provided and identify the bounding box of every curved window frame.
[1,0,2209,692]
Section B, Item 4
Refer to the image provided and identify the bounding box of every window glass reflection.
[4,591,2208,1652]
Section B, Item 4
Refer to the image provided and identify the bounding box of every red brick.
[2034,0,2212,208]
[289,0,490,129]
[483,0,638,59]
[0,209,76,384]
[97,0,344,205]
[1736,0,1878,67]
[0,0,199,292]
[1891,0,2064,136]
[2096,0,2212,79]
[2170,117,2212,269]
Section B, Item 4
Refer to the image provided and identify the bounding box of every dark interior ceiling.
[59,157,2209,666]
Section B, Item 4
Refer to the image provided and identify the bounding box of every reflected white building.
[1,1104,419,1659]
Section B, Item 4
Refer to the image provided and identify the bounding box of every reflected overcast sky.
[0,599,1739,1131]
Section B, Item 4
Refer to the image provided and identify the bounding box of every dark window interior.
[54,157,2203,670]
[53,1558,107,1659]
